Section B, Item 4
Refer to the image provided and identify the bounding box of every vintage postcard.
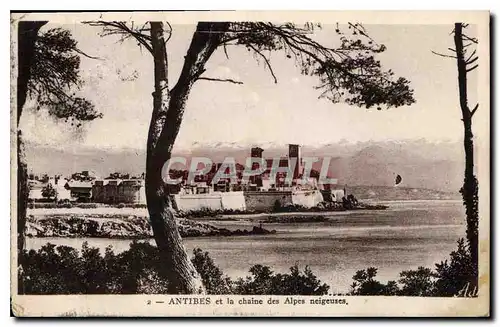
[10,11,490,317]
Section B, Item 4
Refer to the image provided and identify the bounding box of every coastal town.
[28,144,358,213]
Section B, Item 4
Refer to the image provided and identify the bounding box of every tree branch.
[465,49,477,62]
[84,21,154,55]
[223,42,229,59]
[462,34,478,44]
[431,50,457,59]
[74,48,103,60]
[247,44,278,84]
[466,56,478,66]
[197,77,243,84]
[470,103,478,117]
[348,22,378,45]
[154,22,230,157]
[466,64,478,72]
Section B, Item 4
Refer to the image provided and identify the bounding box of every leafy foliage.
[398,267,435,296]
[350,267,398,295]
[41,183,57,200]
[86,21,415,111]
[460,175,479,279]
[20,242,329,295]
[350,266,436,296]
[434,239,476,296]
[28,28,102,125]
[20,238,475,297]
[233,264,330,295]
[350,239,476,297]
[20,241,169,294]
[222,22,415,109]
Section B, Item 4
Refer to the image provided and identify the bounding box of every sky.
[19,23,481,151]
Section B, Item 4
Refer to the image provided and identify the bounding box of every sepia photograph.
[10,10,490,317]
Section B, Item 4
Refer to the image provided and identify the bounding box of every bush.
[350,239,476,297]
[177,208,261,218]
[41,184,57,201]
[177,208,221,218]
[350,267,398,295]
[233,264,330,295]
[350,266,436,296]
[27,202,101,209]
[58,202,73,208]
[27,202,147,209]
[76,203,98,209]
[272,200,282,212]
[128,203,147,209]
[19,241,168,294]
[28,202,72,209]
[434,239,476,296]
[19,242,330,295]
[398,267,436,296]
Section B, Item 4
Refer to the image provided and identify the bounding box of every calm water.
[26,200,466,293]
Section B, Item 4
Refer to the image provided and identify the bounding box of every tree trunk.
[454,23,478,284]
[146,21,204,294]
[16,131,28,253]
[17,130,28,295]
[145,156,204,294]
[16,21,47,293]
[145,22,229,294]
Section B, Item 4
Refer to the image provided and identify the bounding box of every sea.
[26,200,466,293]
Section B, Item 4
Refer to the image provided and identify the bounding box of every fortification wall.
[292,190,324,208]
[174,193,223,211]
[243,191,293,211]
[220,191,246,211]
[174,190,324,213]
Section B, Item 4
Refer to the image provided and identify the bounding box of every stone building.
[65,180,93,202]
[92,179,146,204]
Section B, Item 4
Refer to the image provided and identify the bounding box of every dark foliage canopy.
[86,21,416,110]
[20,242,329,295]
[224,22,415,109]
[27,27,102,124]
[40,183,57,200]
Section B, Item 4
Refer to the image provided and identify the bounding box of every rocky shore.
[26,214,276,239]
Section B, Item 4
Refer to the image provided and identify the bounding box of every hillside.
[348,185,461,201]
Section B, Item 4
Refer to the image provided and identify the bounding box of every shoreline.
[26,215,277,239]
[25,203,389,239]
[28,203,389,217]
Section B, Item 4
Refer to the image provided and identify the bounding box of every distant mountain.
[329,143,464,193]
[346,185,461,201]
[25,144,147,178]
[25,139,464,193]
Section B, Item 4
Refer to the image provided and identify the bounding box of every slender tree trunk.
[145,22,229,293]
[17,131,28,261]
[17,131,28,295]
[146,21,204,294]
[454,23,478,284]
[145,153,204,294]
[16,21,46,293]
